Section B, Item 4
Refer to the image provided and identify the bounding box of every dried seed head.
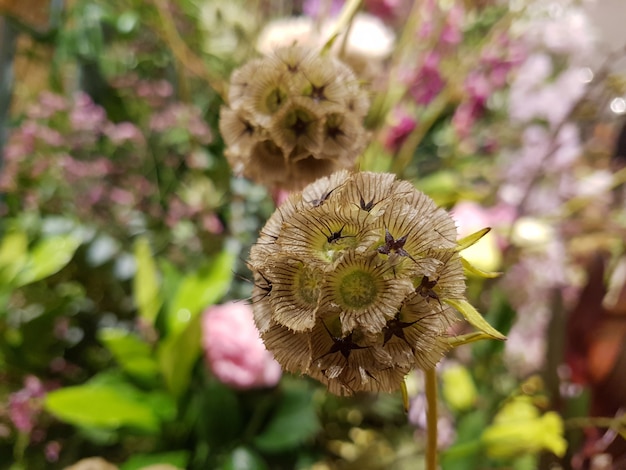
[248,171,483,396]
[220,46,370,190]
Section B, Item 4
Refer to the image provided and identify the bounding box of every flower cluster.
[248,170,469,395]
[220,46,370,191]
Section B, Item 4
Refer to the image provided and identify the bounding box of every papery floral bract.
[220,46,370,191]
[248,171,499,396]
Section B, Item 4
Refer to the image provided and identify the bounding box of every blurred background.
[1,0,625,469]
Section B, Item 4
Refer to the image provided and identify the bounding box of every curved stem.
[425,367,438,470]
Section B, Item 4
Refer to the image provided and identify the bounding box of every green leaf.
[254,387,320,453]
[120,451,189,470]
[444,298,506,341]
[98,327,159,381]
[196,379,243,447]
[15,234,81,287]
[166,250,236,335]
[221,446,268,470]
[0,230,28,286]
[157,313,202,398]
[133,237,162,327]
[45,380,162,433]
[461,257,501,279]
[456,228,491,252]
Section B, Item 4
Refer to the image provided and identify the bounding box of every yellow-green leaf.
[45,382,161,432]
[445,332,497,348]
[456,228,491,252]
[133,237,162,327]
[98,328,159,381]
[0,230,28,286]
[461,257,502,279]
[444,298,506,341]
[165,250,236,335]
[15,235,81,287]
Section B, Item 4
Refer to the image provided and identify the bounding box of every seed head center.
[339,270,377,309]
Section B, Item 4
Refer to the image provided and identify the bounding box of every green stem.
[425,367,438,470]
[321,0,362,53]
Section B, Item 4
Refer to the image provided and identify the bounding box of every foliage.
[1,0,625,469]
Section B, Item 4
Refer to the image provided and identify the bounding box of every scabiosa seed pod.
[247,170,501,396]
[220,46,370,191]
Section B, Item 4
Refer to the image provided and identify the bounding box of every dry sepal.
[248,170,483,396]
[220,46,370,191]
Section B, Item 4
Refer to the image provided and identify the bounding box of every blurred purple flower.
[410,52,445,106]
[383,107,416,152]
[26,92,67,120]
[499,123,582,214]
[201,302,282,390]
[69,93,107,133]
[409,391,456,449]
[104,122,145,145]
[8,376,47,434]
[45,440,62,462]
[452,99,483,139]
[441,3,464,46]
[303,0,344,18]
[363,0,411,23]
[509,53,587,127]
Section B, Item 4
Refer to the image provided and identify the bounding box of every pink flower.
[201,302,282,390]
[383,107,416,153]
[410,52,445,106]
[8,376,48,434]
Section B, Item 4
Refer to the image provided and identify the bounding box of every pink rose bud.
[202,302,282,389]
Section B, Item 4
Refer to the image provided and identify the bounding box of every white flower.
[256,16,316,54]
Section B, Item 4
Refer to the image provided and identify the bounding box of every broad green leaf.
[196,379,243,447]
[461,257,501,279]
[0,230,28,286]
[98,327,159,381]
[166,250,236,335]
[120,451,188,470]
[45,381,161,432]
[456,228,491,252]
[133,237,162,327]
[15,234,81,287]
[158,313,202,397]
[444,298,506,341]
[254,387,320,453]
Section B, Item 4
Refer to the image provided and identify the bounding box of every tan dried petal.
[300,169,351,207]
[250,282,273,334]
[242,65,290,124]
[307,316,402,394]
[261,323,312,374]
[242,139,288,187]
[382,293,456,371]
[321,250,414,334]
[219,107,260,155]
[420,249,466,301]
[338,171,397,215]
[266,258,323,331]
[321,111,365,157]
[269,97,324,154]
[278,205,378,263]
[270,45,316,75]
[227,58,265,108]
